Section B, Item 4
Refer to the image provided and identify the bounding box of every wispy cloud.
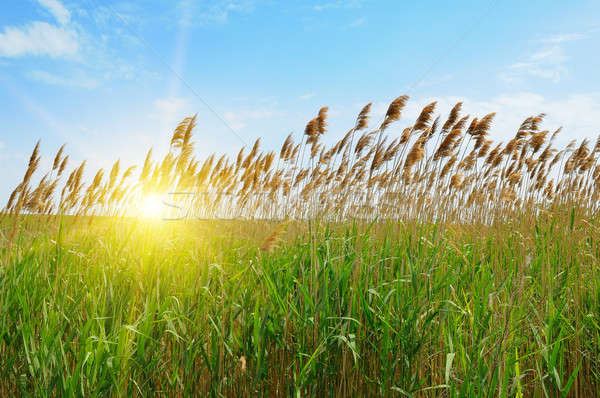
[0,21,79,58]
[416,73,453,88]
[0,0,159,88]
[0,0,79,59]
[313,0,363,11]
[541,33,585,44]
[152,97,190,123]
[348,17,365,28]
[28,70,98,88]
[225,111,248,130]
[300,92,316,100]
[499,32,586,84]
[176,0,257,26]
[506,46,567,83]
[37,0,71,25]
[225,108,278,130]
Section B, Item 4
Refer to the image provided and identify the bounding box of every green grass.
[1,211,599,396]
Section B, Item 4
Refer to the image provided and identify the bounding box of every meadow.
[1,95,600,396]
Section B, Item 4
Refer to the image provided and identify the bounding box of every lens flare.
[140,194,164,219]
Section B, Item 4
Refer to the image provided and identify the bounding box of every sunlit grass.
[3,93,600,396]
[1,209,598,396]
[138,194,165,219]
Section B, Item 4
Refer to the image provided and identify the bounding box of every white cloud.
[313,0,363,11]
[178,0,256,26]
[0,0,78,59]
[225,108,278,130]
[348,17,365,28]
[28,70,98,88]
[501,46,568,83]
[225,111,247,130]
[0,21,78,58]
[300,92,316,100]
[152,97,190,123]
[530,47,565,62]
[499,32,587,84]
[38,0,71,25]
[541,33,585,44]
[416,73,453,88]
[0,141,5,150]
[1,1,150,87]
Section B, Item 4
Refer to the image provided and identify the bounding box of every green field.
[3,97,600,396]
[1,210,598,396]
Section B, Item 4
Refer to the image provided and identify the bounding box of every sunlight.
[139,194,164,219]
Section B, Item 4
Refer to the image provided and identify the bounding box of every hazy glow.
[139,194,164,219]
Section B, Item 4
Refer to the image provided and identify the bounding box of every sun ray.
[139,194,164,219]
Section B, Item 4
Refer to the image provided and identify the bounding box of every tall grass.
[1,210,599,396]
[1,94,599,395]
[3,96,599,223]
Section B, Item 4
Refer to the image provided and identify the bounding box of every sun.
[139,194,164,219]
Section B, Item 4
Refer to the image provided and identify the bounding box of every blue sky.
[1,0,599,202]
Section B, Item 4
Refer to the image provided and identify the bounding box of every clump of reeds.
[5,94,600,224]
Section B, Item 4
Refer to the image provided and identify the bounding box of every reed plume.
[7,94,600,225]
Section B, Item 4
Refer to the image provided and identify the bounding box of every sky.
[0,0,599,203]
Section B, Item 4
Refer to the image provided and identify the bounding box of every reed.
[7,94,598,226]
[2,94,599,396]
